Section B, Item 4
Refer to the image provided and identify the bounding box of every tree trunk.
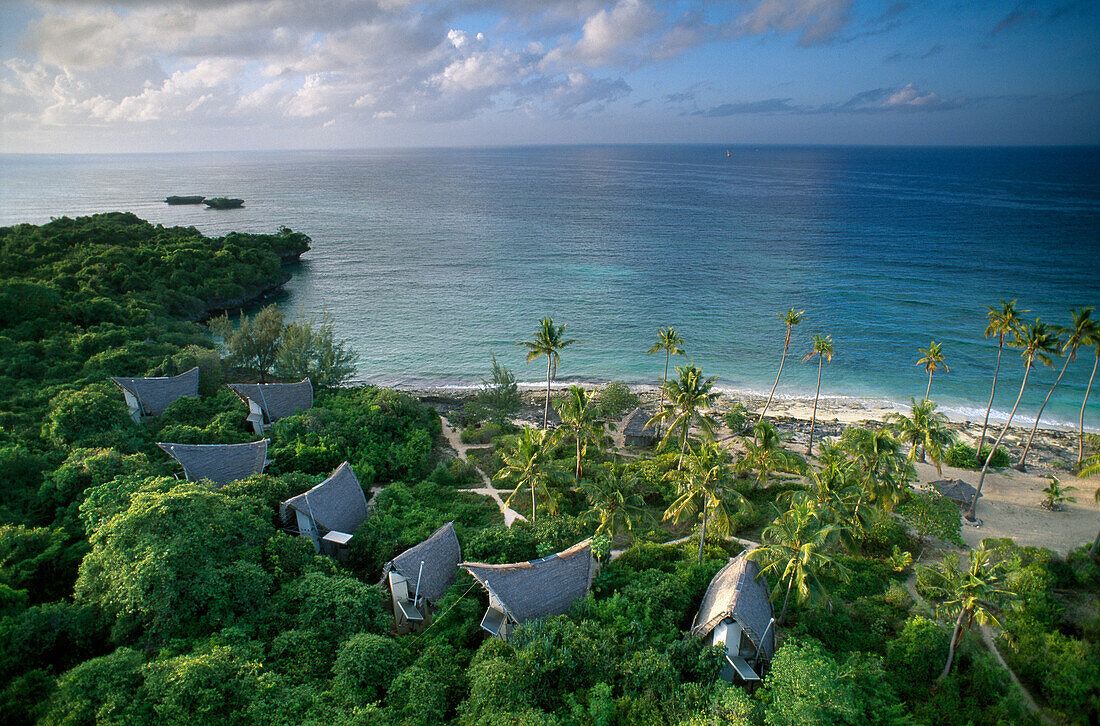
[807,358,822,456]
[531,483,537,523]
[698,509,707,564]
[1017,355,1071,470]
[1079,349,1098,469]
[760,328,792,426]
[925,372,933,401]
[778,576,794,625]
[678,428,688,471]
[658,351,669,437]
[937,608,969,681]
[977,338,1005,465]
[1089,526,1099,560]
[968,360,1032,521]
[543,359,552,429]
[575,436,582,484]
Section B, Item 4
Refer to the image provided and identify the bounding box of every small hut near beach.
[228,379,313,433]
[383,522,462,632]
[691,551,775,685]
[280,462,369,558]
[157,439,268,487]
[462,539,595,640]
[111,367,199,422]
[623,407,657,448]
[931,478,980,507]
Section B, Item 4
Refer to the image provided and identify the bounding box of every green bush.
[946,441,1010,469]
[592,381,639,420]
[333,632,404,703]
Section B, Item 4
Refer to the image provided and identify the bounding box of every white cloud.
[736,0,853,46]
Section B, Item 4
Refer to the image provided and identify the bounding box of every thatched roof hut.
[280,462,369,556]
[462,539,594,639]
[691,552,775,683]
[156,439,268,487]
[383,522,462,629]
[623,407,656,447]
[228,379,313,433]
[111,367,199,421]
[931,478,980,506]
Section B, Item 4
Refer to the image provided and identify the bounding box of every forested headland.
[0,213,1096,726]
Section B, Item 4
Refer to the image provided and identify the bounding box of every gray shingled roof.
[462,539,594,625]
[931,478,979,505]
[281,462,369,536]
[623,407,656,439]
[157,439,268,487]
[691,552,775,660]
[111,366,199,416]
[384,522,461,602]
[228,379,313,423]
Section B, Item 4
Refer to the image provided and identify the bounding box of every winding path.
[439,416,525,527]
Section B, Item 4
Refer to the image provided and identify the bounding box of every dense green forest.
[0,214,1097,725]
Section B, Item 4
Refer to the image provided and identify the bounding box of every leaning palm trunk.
[807,358,823,456]
[938,608,969,681]
[1017,355,1071,470]
[760,329,793,426]
[778,576,794,625]
[1090,526,1100,560]
[968,362,1032,520]
[976,340,1005,466]
[531,485,537,523]
[925,372,933,401]
[698,510,708,564]
[658,352,670,437]
[543,359,552,429]
[1080,350,1098,469]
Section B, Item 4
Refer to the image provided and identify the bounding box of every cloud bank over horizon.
[1,0,1097,152]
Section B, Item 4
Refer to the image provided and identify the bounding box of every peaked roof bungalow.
[110,366,199,421]
[227,379,313,433]
[691,552,776,685]
[382,522,462,631]
[157,439,269,488]
[280,462,369,558]
[623,407,657,448]
[462,538,595,640]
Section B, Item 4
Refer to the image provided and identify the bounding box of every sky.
[1,0,1098,153]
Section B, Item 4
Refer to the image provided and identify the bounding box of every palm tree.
[967,319,1060,521]
[759,308,805,425]
[840,426,914,512]
[664,439,751,563]
[916,340,948,401]
[802,334,835,456]
[519,317,576,429]
[646,363,720,469]
[582,468,652,546]
[976,300,1027,464]
[736,419,807,488]
[1078,317,1100,470]
[748,500,848,624]
[553,384,605,484]
[1017,307,1093,470]
[887,398,955,476]
[495,427,557,523]
[648,327,685,435]
[918,544,1014,681]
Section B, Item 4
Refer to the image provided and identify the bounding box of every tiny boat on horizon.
[203,197,245,209]
[165,195,205,205]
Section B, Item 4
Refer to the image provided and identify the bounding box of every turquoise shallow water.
[2,145,1099,428]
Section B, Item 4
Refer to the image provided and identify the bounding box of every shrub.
[592,381,639,420]
[333,632,404,702]
[947,441,1010,469]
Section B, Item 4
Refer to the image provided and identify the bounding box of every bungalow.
[280,462,369,559]
[227,379,313,434]
[110,367,199,422]
[691,551,776,686]
[156,439,269,488]
[462,538,594,641]
[382,522,461,632]
[623,407,657,448]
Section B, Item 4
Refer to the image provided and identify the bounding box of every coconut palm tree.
[916,340,949,401]
[646,363,720,469]
[1017,307,1093,469]
[495,427,557,523]
[967,319,1060,521]
[664,439,751,563]
[1078,318,1100,470]
[553,384,605,484]
[887,398,955,476]
[748,500,848,624]
[582,468,653,546]
[519,317,575,429]
[648,327,685,435]
[918,544,1014,681]
[803,334,835,456]
[736,419,807,488]
[759,308,805,425]
[840,426,914,512]
[976,300,1027,464]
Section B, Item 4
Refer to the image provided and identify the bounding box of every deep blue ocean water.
[2,145,1099,428]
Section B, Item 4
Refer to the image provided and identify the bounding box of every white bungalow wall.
[121,389,142,422]
[294,509,321,553]
[245,399,266,434]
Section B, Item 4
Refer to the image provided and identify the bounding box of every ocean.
[2,145,1099,429]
